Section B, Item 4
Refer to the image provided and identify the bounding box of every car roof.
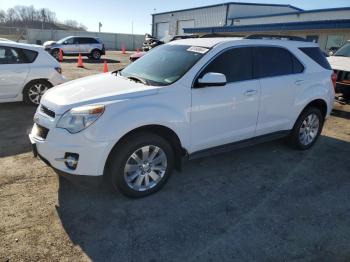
[168,37,318,48]
[0,41,44,51]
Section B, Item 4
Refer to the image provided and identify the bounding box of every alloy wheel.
[124,145,167,192]
[299,113,320,146]
[28,83,48,105]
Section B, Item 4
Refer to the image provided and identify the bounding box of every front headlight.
[57,105,105,134]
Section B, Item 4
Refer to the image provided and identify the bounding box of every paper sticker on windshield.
[187,46,209,54]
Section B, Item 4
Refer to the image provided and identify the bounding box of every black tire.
[91,49,102,60]
[23,80,52,106]
[287,107,324,150]
[106,132,175,198]
[51,49,60,60]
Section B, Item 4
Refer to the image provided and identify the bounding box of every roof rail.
[245,34,306,41]
[200,33,242,38]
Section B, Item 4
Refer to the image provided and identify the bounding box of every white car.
[0,41,66,105]
[327,40,350,101]
[29,37,335,197]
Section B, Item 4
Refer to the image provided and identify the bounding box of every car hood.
[327,56,350,71]
[43,40,57,47]
[41,73,159,114]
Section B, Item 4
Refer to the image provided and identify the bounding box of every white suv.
[0,41,66,105]
[29,37,335,197]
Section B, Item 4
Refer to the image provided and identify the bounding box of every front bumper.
[29,119,111,177]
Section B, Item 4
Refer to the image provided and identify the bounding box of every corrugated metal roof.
[152,2,302,16]
[184,19,350,33]
[231,6,350,20]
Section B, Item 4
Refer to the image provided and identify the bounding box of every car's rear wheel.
[107,133,174,198]
[287,107,324,150]
[91,49,101,60]
[23,80,52,106]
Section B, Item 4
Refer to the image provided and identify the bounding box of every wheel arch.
[303,99,328,119]
[104,124,187,175]
[22,78,53,94]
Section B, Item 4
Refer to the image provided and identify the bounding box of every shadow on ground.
[0,102,36,157]
[56,136,350,261]
[61,57,120,64]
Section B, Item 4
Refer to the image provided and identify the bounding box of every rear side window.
[202,47,253,83]
[78,37,98,44]
[21,49,38,63]
[299,47,332,70]
[254,47,301,78]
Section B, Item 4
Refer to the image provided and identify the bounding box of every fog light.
[55,153,79,170]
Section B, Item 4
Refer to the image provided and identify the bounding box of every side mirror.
[196,72,227,88]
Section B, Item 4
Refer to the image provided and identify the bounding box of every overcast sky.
[0,0,349,34]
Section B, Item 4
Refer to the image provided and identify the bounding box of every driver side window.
[201,47,253,83]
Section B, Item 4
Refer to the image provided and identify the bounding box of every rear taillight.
[331,72,337,90]
[55,67,62,74]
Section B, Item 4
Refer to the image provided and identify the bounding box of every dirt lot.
[1,51,350,261]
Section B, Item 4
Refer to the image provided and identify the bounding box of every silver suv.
[43,36,105,60]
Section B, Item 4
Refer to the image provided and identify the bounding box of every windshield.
[57,36,72,44]
[120,45,208,86]
[334,42,350,57]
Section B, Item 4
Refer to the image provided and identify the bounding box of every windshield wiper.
[126,75,149,85]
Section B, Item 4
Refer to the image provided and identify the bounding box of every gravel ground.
[0,52,350,261]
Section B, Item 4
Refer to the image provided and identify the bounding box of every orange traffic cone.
[58,49,63,62]
[103,60,108,73]
[77,54,84,68]
[121,43,126,54]
[136,48,140,53]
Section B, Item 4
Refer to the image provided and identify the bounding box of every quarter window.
[201,47,253,83]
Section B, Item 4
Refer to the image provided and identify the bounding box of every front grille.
[40,105,55,118]
[36,124,49,139]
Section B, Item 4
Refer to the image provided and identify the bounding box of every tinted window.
[0,46,29,64]
[254,47,295,78]
[21,49,38,63]
[202,47,253,83]
[292,55,304,73]
[299,47,332,70]
[77,37,98,44]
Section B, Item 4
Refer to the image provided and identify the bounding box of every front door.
[190,47,260,153]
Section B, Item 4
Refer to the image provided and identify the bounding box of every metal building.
[152,2,301,39]
[182,6,350,52]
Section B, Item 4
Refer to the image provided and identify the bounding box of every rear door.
[0,46,29,99]
[253,46,305,136]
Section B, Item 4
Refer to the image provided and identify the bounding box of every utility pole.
[131,20,134,50]
[98,22,102,32]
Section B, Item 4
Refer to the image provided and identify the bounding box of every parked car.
[328,40,350,101]
[43,36,106,60]
[0,41,66,105]
[129,51,146,62]
[30,37,335,197]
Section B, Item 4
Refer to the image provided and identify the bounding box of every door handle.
[244,89,258,96]
[295,80,304,86]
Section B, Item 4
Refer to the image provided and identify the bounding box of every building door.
[177,20,195,35]
[156,22,169,39]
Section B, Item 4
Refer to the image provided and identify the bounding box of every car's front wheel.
[23,80,52,106]
[288,107,324,150]
[107,133,175,198]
